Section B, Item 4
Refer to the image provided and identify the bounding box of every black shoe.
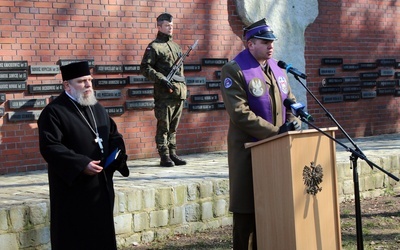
[170,154,187,165]
[160,155,175,167]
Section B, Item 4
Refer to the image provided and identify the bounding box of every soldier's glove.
[278,121,297,134]
[160,76,175,90]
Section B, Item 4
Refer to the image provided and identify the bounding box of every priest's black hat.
[243,18,277,41]
[157,13,173,22]
[60,61,91,81]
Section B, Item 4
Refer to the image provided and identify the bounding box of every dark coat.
[220,60,299,214]
[38,92,127,250]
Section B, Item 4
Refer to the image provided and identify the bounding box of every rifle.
[166,40,199,83]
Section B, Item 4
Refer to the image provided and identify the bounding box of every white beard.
[70,87,98,106]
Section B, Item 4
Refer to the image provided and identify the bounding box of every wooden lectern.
[245,128,342,250]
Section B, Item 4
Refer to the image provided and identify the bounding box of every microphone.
[277,61,307,79]
[283,98,315,122]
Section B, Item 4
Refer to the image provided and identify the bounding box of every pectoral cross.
[95,133,104,153]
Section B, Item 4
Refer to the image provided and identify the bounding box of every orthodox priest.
[38,61,129,250]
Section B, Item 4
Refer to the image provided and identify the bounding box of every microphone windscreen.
[277,60,287,69]
[283,98,295,109]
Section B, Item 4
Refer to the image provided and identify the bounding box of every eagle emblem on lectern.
[303,162,323,195]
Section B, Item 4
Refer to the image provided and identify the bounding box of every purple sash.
[234,49,288,124]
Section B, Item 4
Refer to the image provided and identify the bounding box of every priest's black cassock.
[38,91,127,250]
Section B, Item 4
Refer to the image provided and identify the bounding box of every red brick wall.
[1,0,400,174]
[305,0,400,138]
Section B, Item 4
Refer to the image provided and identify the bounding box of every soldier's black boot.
[169,150,187,165]
[160,155,175,167]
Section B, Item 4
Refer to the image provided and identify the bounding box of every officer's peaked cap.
[243,18,277,41]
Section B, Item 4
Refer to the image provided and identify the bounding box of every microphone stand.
[292,75,399,250]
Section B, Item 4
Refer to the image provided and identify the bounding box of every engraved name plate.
[206,81,221,89]
[324,78,344,84]
[377,89,396,95]
[128,76,152,84]
[359,72,379,79]
[202,58,228,66]
[0,107,4,117]
[342,64,360,71]
[358,63,377,69]
[342,86,361,93]
[0,82,26,91]
[215,71,221,79]
[93,78,127,87]
[29,65,60,75]
[377,59,396,66]
[215,102,225,110]
[95,90,122,99]
[95,65,123,74]
[126,100,155,109]
[343,94,360,101]
[184,64,202,72]
[0,93,6,103]
[28,84,63,94]
[191,94,219,103]
[377,80,397,88]
[319,68,336,76]
[322,95,343,103]
[0,61,28,70]
[321,58,343,65]
[123,65,141,73]
[343,77,360,84]
[361,91,377,99]
[9,98,47,109]
[360,81,376,88]
[105,106,125,115]
[319,86,341,94]
[0,71,28,81]
[186,77,206,86]
[128,88,154,97]
[58,59,95,67]
[379,69,395,77]
[8,110,42,122]
[396,89,400,96]
[188,103,217,111]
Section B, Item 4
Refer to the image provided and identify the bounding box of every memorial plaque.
[95,65,123,74]
[0,93,5,103]
[396,89,400,96]
[361,91,377,99]
[215,70,221,79]
[188,103,217,111]
[359,72,379,79]
[95,90,122,99]
[396,62,400,69]
[321,58,343,65]
[377,80,397,88]
[8,110,42,122]
[319,68,336,76]
[0,71,28,81]
[9,98,47,109]
[58,59,95,68]
[319,86,341,94]
[215,102,225,110]
[0,61,28,71]
[128,76,152,84]
[202,58,228,66]
[191,94,219,103]
[343,77,360,84]
[324,78,343,84]
[0,107,4,117]
[377,59,396,66]
[342,86,361,93]
[186,77,206,86]
[322,95,343,103]
[127,88,153,97]
[105,106,125,115]
[123,64,140,73]
[360,81,376,88]
[0,82,26,91]
[379,69,395,77]
[28,84,63,94]
[29,65,60,75]
[377,88,396,95]
[206,81,221,89]
[343,94,360,101]
[395,72,400,79]
[184,64,202,72]
[342,64,360,71]
[93,78,127,87]
[358,63,377,69]
[126,100,155,110]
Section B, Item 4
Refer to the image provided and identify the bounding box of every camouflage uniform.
[140,31,187,157]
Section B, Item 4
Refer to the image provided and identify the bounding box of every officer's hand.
[292,121,301,131]
[278,122,296,134]
[160,77,174,93]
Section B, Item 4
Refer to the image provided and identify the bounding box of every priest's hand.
[83,160,103,175]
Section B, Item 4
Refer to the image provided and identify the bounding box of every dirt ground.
[126,194,400,250]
